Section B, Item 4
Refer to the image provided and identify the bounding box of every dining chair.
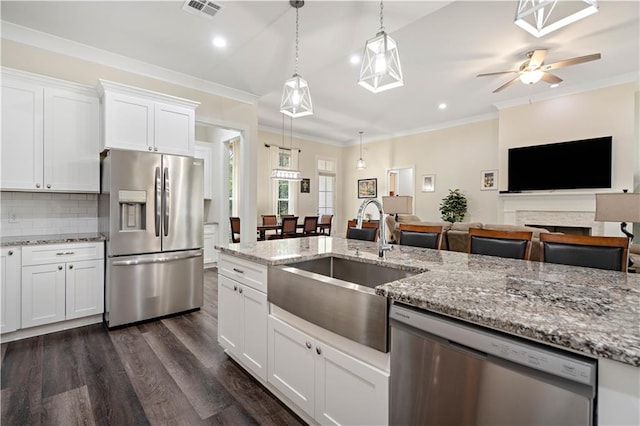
[346,220,379,242]
[298,216,319,236]
[399,224,444,250]
[262,215,277,225]
[229,217,241,243]
[269,216,299,239]
[318,214,333,236]
[539,233,629,272]
[467,228,533,260]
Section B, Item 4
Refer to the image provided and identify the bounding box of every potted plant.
[440,189,468,223]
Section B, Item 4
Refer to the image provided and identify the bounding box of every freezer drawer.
[105,249,203,327]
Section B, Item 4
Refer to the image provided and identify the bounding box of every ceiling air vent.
[182,0,222,19]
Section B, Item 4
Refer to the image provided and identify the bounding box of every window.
[318,158,336,216]
[276,149,293,217]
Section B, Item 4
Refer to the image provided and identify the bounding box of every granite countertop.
[217,236,640,367]
[1,232,106,247]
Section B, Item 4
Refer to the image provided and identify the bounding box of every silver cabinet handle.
[305,341,312,349]
[316,346,322,355]
[8,250,13,256]
[239,288,243,294]
[233,285,238,291]
[154,147,158,151]
[56,251,75,256]
[148,146,152,151]
[46,184,51,188]
[232,267,244,274]
[69,264,73,269]
[58,265,63,270]
[36,183,41,188]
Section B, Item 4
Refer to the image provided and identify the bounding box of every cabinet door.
[268,315,316,417]
[1,248,21,333]
[218,275,242,354]
[315,341,390,426]
[65,259,104,320]
[22,263,66,328]
[0,77,44,190]
[194,142,212,199]
[103,92,154,152]
[203,232,215,265]
[240,285,268,381]
[43,88,100,192]
[154,102,194,156]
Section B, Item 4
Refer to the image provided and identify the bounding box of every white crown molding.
[492,72,639,110]
[1,21,259,105]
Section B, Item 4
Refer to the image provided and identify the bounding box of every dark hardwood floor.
[1,269,306,425]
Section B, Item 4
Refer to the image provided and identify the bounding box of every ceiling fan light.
[280,73,313,117]
[514,0,599,38]
[358,31,404,93]
[519,70,544,85]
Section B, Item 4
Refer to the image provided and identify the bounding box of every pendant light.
[356,131,366,170]
[271,114,302,181]
[358,0,404,93]
[280,0,313,118]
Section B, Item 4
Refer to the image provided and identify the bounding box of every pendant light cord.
[379,0,384,32]
[295,6,299,75]
[359,131,363,158]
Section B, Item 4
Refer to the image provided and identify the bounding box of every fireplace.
[525,224,592,236]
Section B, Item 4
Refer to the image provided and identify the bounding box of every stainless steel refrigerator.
[100,149,204,328]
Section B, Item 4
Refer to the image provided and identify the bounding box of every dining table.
[257,222,329,240]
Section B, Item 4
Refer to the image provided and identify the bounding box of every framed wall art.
[481,170,498,190]
[300,178,310,193]
[421,174,435,192]
[357,178,377,198]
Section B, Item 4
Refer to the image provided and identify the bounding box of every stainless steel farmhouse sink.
[268,256,422,352]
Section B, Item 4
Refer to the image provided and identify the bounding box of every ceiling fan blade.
[528,49,547,69]
[542,53,601,71]
[540,72,563,84]
[477,70,518,77]
[493,76,521,93]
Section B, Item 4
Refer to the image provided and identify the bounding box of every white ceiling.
[1,1,638,145]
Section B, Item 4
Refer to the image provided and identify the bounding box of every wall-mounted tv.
[507,136,612,192]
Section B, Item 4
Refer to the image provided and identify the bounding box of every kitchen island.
[217,236,640,425]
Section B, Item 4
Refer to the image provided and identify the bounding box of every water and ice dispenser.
[118,190,147,231]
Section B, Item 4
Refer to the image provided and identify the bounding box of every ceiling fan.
[477,49,601,93]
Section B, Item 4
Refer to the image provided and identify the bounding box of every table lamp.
[595,190,640,270]
[382,195,413,221]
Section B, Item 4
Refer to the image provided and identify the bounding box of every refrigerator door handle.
[163,166,170,237]
[111,249,203,266]
[155,166,161,237]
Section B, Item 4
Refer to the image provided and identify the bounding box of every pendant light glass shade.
[280,1,313,118]
[356,131,366,170]
[514,0,598,38]
[358,1,403,93]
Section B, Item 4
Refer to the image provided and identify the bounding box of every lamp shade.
[382,195,413,215]
[595,193,640,222]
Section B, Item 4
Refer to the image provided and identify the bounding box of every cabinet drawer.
[22,242,104,266]
[218,253,267,293]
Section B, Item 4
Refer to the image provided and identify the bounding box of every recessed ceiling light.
[350,55,361,65]
[550,83,560,88]
[212,37,226,48]
[438,103,447,110]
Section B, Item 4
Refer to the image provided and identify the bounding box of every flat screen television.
[507,136,612,192]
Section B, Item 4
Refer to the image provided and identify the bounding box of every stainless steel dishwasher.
[390,303,597,425]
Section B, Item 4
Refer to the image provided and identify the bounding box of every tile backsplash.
[0,192,98,237]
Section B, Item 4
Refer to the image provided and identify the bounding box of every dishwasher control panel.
[390,304,596,386]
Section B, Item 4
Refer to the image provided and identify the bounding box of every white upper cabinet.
[98,80,199,156]
[1,68,99,192]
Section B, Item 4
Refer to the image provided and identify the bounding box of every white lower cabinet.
[1,247,21,333]
[21,243,104,328]
[217,254,268,381]
[203,223,218,267]
[268,315,390,425]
